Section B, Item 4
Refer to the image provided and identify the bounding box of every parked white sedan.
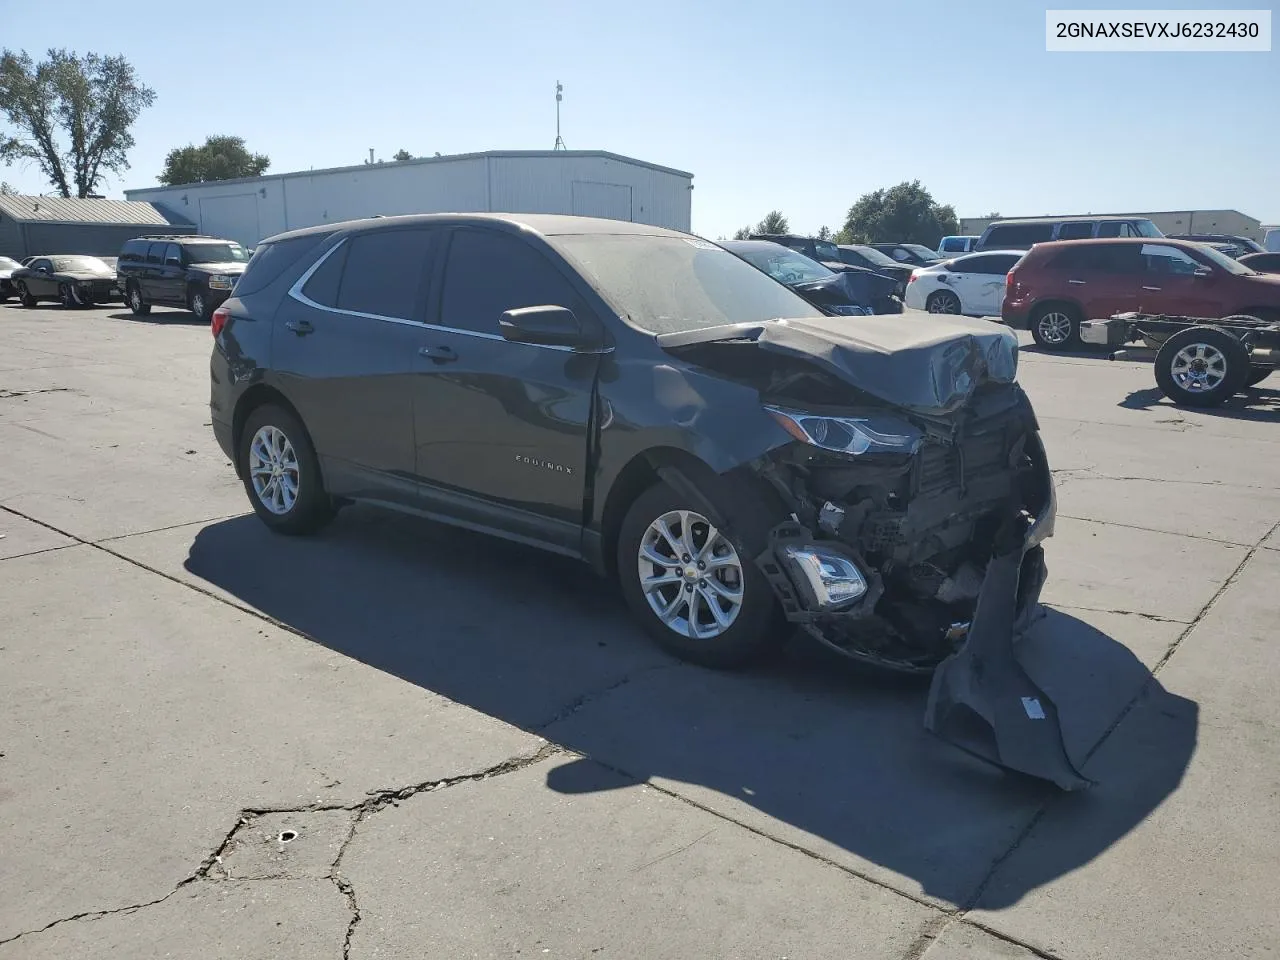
[904,250,1025,316]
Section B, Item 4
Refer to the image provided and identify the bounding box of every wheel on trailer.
[1154,326,1250,407]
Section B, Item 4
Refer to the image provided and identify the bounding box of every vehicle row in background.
[975,215,1163,252]
[904,251,1024,316]
[722,240,901,315]
[0,255,20,301]
[936,235,979,257]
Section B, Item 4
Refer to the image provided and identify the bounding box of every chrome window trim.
[285,235,598,353]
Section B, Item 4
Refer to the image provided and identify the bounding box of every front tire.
[59,283,77,309]
[1154,326,1249,408]
[127,282,151,315]
[1030,303,1081,349]
[617,482,783,668]
[926,290,961,314]
[238,404,335,535]
[189,288,210,322]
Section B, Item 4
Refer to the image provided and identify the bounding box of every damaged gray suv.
[210,214,1079,788]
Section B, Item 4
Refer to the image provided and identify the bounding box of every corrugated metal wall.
[1,221,195,259]
[126,153,692,247]
[0,216,21,259]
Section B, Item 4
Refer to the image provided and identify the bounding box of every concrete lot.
[1,301,1277,960]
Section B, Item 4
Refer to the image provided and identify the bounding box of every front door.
[1134,243,1221,317]
[26,259,57,297]
[409,226,600,554]
[159,243,186,304]
[270,227,437,505]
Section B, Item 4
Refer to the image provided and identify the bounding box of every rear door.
[959,254,1020,315]
[408,226,600,553]
[271,227,437,504]
[1134,243,1221,316]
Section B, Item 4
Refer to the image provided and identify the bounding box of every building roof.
[0,194,189,226]
[125,149,694,196]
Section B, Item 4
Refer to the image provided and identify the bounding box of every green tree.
[732,225,752,240]
[0,48,156,198]
[0,180,14,194]
[392,149,413,162]
[159,135,269,186]
[817,225,832,240]
[840,181,958,247]
[756,210,789,234]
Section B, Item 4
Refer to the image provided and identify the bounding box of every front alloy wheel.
[617,481,783,668]
[128,283,151,315]
[638,509,744,640]
[191,290,208,321]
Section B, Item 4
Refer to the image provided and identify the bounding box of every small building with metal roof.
[0,195,195,260]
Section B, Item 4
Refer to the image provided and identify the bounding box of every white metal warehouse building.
[124,150,694,248]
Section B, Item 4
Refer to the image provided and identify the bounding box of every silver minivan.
[975,216,1163,251]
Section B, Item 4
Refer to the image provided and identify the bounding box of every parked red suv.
[1002,238,1280,349]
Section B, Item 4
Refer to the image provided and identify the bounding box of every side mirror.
[499,305,602,350]
[1193,266,1213,278]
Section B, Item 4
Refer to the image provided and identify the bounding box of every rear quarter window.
[234,232,334,298]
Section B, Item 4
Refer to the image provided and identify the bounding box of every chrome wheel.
[129,286,143,310]
[248,425,300,515]
[928,292,960,314]
[637,509,744,640]
[1170,342,1227,393]
[191,291,206,318]
[1036,311,1073,344]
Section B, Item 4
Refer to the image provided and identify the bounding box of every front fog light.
[779,546,868,611]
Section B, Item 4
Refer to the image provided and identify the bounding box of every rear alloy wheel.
[926,290,961,314]
[17,282,37,308]
[238,404,335,535]
[1154,326,1249,407]
[1030,304,1080,350]
[127,282,151,315]
[617,482,783,668]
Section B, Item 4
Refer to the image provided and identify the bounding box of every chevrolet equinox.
[210,214,1079,788]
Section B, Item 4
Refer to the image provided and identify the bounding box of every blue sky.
[2,0,1276,237]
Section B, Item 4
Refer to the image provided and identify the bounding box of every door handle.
[1142,286,1161,291]
[285,319,314,336]
[1067,279,1087,285]
[419,344,458,364]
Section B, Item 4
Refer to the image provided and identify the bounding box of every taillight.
[211,305,230,338]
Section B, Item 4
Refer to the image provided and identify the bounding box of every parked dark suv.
[118,234,251,320]
[209,213,1080,788]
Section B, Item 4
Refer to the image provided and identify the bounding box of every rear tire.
[926,290,961,314]
[17,282,37,308]
[617,481,784,668]
[1030,303,1081,349]
[237,404,335,535]
[127,281,151,316]
[1154,326,1249,408]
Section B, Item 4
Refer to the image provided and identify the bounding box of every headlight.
[207,275,234,290]
[766,406,923,457]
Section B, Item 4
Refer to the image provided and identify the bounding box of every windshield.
[903,244,943,261]
[1135,220,1162,238]
[1195,243,1254,275]
[731,245,834,284]
[845,245,899,269]
[0,256,20,271]
[52,256,110,273]
[813,239,841,261]
[553,234,824,335]
[183,242,250,264]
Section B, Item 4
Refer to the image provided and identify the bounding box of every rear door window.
[961,254,1020,274]
[146,243,165,265]
[984,223,1055,247]
[335,228,435,320]
[440,229,584,336]
[1097,222,1137,238]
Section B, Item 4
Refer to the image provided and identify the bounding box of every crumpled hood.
[656,312,1019,416]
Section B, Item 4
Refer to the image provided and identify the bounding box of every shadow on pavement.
[105,309,205,325]
[184,507,1196,909]
[1120,385,1280,420]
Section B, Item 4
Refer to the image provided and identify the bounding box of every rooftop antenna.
[553,82,566,150]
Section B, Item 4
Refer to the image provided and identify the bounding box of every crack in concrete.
[1051,466,1280,492]
[1055,513,1252,547]
[0,387,77,399]
[533,664,676,732]
[1045,602,1189,625]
